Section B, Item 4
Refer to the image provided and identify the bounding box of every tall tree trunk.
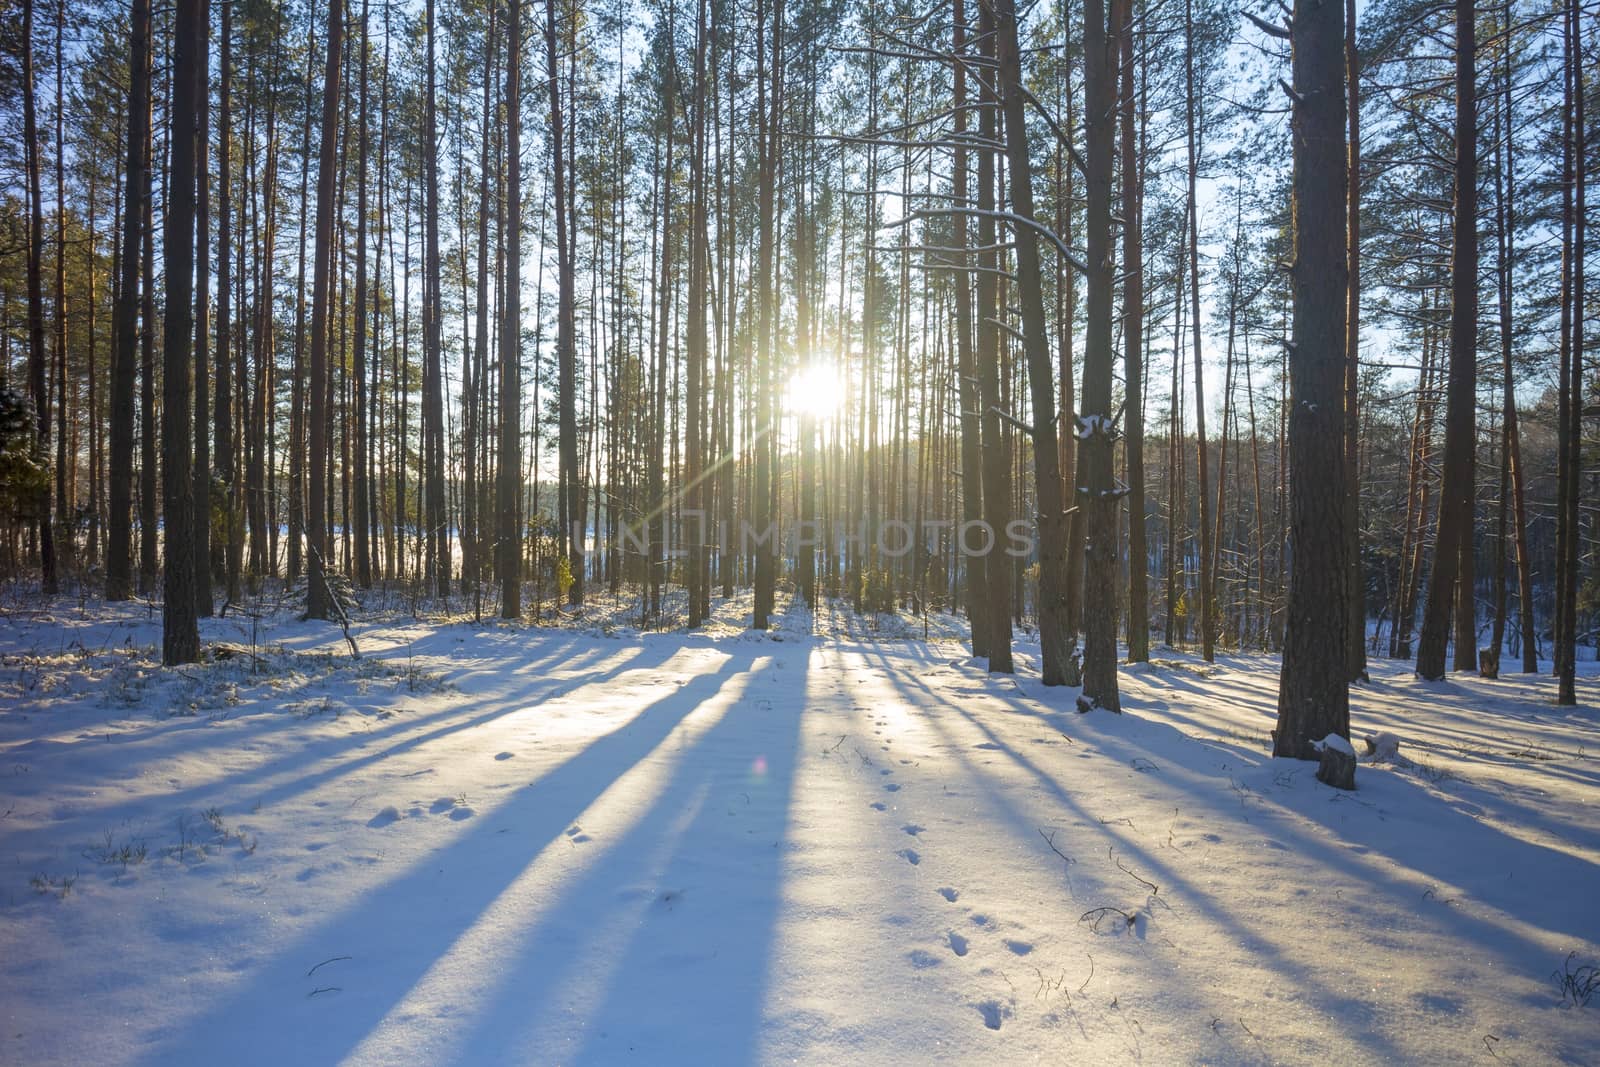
[139,83,157,595]
[423,0,449,597]
[108,0,150,601]
[288,24,313,583]
[1416,0,1477,681]
[752,0,783,629]
[353,0,372,589]
[52,1,71,574]
[499,0,523,618]
[306,0,345,619]
[977,0,1012,672]
[220,0,241,601]
[995,0,1071,684]
[952,0,988,658]
[547,0,583,605]
[21,0,57,594]
[163,0,203,664]
[1553,0,1582,703]
[1274,0,1350,757]
[1077,0,1120,708]
[469,3,496,599]
[1184,0,1214,663]
[1121,0,1148,663]
[1489,3,1534,674]
[192,4,211,615]
[1344,0,1366,679]
[687,0,710,624]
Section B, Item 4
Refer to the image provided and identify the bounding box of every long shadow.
[942,650,1600,999]
[138,646,762,1067]
[18,631,592,784]
[860,641,1422,1061]
[444,649,808,1064]
[106,639,667,826]
[1134,661,1600,857]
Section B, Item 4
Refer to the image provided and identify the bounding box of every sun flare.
[784,363,846,422]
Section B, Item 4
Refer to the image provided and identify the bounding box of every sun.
[784,363,846,422]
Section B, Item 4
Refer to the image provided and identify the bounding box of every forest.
[1,0,1598,1059]
[0,0,1595,709]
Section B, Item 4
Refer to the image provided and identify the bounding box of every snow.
[2,594,1597,1064]
[1313,733,1356,756]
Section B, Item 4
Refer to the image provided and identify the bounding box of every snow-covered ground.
[1,593,1596,1065]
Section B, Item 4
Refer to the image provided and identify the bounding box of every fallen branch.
[1110,845,1159,895]
[1079,905,1137,932]
[307,955,352,977]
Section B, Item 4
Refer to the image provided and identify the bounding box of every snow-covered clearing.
[1,595,1596,1065]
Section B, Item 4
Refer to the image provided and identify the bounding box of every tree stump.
[1478,647,1499,679]
[1314,734,1357,790]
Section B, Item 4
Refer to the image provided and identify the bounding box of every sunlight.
[784,363,846,422]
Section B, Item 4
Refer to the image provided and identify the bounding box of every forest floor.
[1,589,1597,1065]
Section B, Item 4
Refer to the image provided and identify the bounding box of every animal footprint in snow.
[948,931,970,956]
[1004,940,1033,956]
[907,949,941,969]
[566,825,592,844]
[898,848,920,866]
[975,1000,1005,1030]
[902,824,925,836]
[494,751,514,761]
[367,806,401,828]
[884,783,901,793]
[938,886,960,902]
[870,802,888,811]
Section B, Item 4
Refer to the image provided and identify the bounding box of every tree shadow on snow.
[138,640,804,1067]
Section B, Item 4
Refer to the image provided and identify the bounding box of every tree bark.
[162,0,203,664]
[977,0,1012,672]
[21,0,58,595]
[1077,0,1120,708]
[994,0,1071,684]
[1121,0,1148,663]
[499,0,523,618]
[1415,0,1477,681]
[1274,0,1350,757]
[1344,0,1367,679]
[952,0,988,658]
[306,0,345,619]
[107,0,150,601]
[547,0,583,606]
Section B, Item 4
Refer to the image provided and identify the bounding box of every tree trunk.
[423,0,449,598]
[306,0,345,620]
[952,0,988,658]
[162,0,203,664]
[547,0,583,606]
[994,0,1071,684]
[1121,0,1148,663]
[353,0,372,590]
[499,0,523,618]
[1184,0,1214,663]
[192,3,212,616]
[107,0,150,601]
[21,0,58,595]
[1415,0,1476,682]
[1274,0,1350,758]
[977,0,1012,672]
[1344,0,1367,679]
[752,0,783,630]
[1077,0,1120,708]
